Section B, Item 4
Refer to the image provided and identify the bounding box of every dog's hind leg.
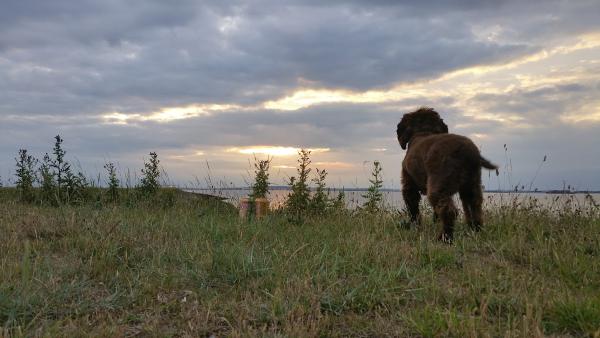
[429,195,458,243]
[459,190,474,227]
[459,179,484,231]
[469,186,484,231]
[427,178,459,243]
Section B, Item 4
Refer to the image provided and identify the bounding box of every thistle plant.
[251,156,271,199]
[39,153,56,204]
[331,190,346,211]
[15,149,37,203]
[286,149,312,216]
[50,135,71,201]
[65,170,89,204]
[309,168,329,214]
[140,152,160,195]
[105,162,120,202]
[362,161,384,213]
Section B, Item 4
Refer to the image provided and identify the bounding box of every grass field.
[1,188,599,337]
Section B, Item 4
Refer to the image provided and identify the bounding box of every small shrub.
[362,161,384,213]
[26,135,91,205]
[64,171,89,204]
[104,162,119,202]
[39,153,56,204]
[330,190,346,212]
[309,168,329,214]
[285,149,312,219]
[50,135,72,202]
[250,156,271,199]
[15,149,37,203]
[139,152,160,195]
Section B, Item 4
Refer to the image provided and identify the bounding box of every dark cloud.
[0,0,565,116]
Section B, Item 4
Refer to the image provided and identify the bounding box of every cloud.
[0,0,546,117]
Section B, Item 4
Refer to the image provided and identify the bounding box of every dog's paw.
[438,233,453,244]
[399,219,410,229]
[400,219,419,229]
[471,224,482,232]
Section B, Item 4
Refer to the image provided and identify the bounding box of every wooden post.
[254,198,270,219]
[239,197,252,219]
[239,197,270,220]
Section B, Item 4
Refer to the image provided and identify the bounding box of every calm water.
[186,188,600,211]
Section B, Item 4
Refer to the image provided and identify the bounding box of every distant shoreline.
[184,187,600,194]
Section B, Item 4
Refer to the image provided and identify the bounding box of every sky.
[1,0,599,190]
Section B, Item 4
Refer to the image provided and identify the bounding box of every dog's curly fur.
[396,107,498,242]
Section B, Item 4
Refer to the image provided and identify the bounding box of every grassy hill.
[1,188,599,337]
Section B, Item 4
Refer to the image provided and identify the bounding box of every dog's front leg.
[401,170,421,227]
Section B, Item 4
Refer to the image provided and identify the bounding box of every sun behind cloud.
[226,146,330,156]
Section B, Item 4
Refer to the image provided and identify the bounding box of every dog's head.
[396,107,448,150]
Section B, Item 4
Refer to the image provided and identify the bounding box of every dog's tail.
[480,156,499,175]
[480,156,497,170]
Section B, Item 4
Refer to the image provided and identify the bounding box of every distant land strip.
[184,187,600,194]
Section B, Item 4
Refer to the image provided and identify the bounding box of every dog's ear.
[399,128,412,150]
[396,118,413,150]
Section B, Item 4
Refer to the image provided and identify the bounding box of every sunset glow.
[227,146,331,156]
[560,105,600,124]
[101,104,241,124]
[262,87,429,111]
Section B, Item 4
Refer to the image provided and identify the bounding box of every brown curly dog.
[396,107,498,242]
